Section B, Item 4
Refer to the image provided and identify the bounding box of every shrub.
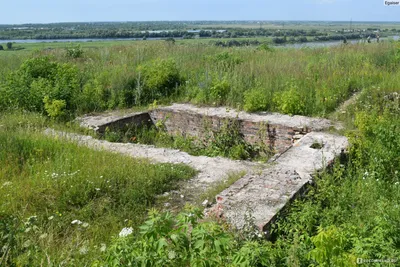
[104,207,272,266]
[257,43,274,52]
[274,81,307,115]
[208,51,243,69]
[210,78,230,105]
[43,96,66,119]
[308,226,356,267]
[244,88,270,112]
[137,59,181,104]
[2,57,79,114]
[66,44,84,58]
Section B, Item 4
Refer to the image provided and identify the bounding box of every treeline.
[212,39,263,47]
[0,29,197,40]
[0,25,396,41]
[271,33,376,44]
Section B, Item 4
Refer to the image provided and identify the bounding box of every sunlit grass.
[0,111,196,265]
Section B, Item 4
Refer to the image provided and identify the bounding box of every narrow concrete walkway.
[44,128,263,191]
[211,132,348,232]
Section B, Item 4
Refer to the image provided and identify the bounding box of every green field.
[1,37,399,266]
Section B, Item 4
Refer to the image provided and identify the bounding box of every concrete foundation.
[75,104,348,234]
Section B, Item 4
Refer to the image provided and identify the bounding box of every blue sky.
[0,0,399,24]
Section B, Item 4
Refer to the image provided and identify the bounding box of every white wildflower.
[48,216,54,220]
[100,243,107,252]
[71,220,82,225]
[119,227,133,237]
[79,246,89,255]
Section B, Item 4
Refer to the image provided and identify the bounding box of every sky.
[0,0,399,24]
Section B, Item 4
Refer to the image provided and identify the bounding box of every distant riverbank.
[1,36,399,49]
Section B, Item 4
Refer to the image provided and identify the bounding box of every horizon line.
[1,19,400,26]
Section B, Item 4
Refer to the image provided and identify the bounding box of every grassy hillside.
[0,40,399,266]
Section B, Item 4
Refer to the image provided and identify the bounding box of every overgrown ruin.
[73,103,348,235]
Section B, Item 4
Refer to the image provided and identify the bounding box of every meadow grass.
[1,40,399,117]
[0,111,196,266]
[0,39,400,266]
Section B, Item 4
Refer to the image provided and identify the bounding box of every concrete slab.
[155,103,340,131]
[76,111,152,133]
[211,132,348,233]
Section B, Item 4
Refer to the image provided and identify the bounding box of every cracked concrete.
[211,132,348,233]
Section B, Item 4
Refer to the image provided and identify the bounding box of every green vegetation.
[0,112,195,266]
[103,118,272,161]
[2,41,399,118]
[101,86,399,267]
[0,37,399,266]
[1,21,399,41]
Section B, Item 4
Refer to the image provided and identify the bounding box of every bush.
[208,52,243,69]
[43,96,66,119]
[257,43,274,52]
[244,88,270,112]
[104,207,272,266]
[2,57,80,114]
[210,78,230,105]
[274,81,307,115]
[66,44,84,58]
[137,59,181,104]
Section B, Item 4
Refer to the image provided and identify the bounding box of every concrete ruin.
[78,103,340,154]
[74,104,348,234]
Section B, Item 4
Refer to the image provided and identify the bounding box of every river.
[1,36,399,48]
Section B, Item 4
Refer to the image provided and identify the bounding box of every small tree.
[165,37,175,44]
[6,42,12,50]
[0,45,3,50]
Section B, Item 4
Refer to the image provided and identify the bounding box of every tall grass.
[1,41,399,117]
[0,112,195,266]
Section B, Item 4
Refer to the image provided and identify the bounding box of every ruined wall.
[96,112,153,134]
[149,109,310,153]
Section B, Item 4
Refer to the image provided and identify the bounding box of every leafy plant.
[137,58,181,104]
[66,44,84,58]
[244,88,270,112]
[104,206,271,267]
[43,96,66,119]
[274,80,307,115]
[210,78,230,105]
[2,56,79,115]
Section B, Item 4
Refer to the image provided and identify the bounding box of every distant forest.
[0,21,398,41]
